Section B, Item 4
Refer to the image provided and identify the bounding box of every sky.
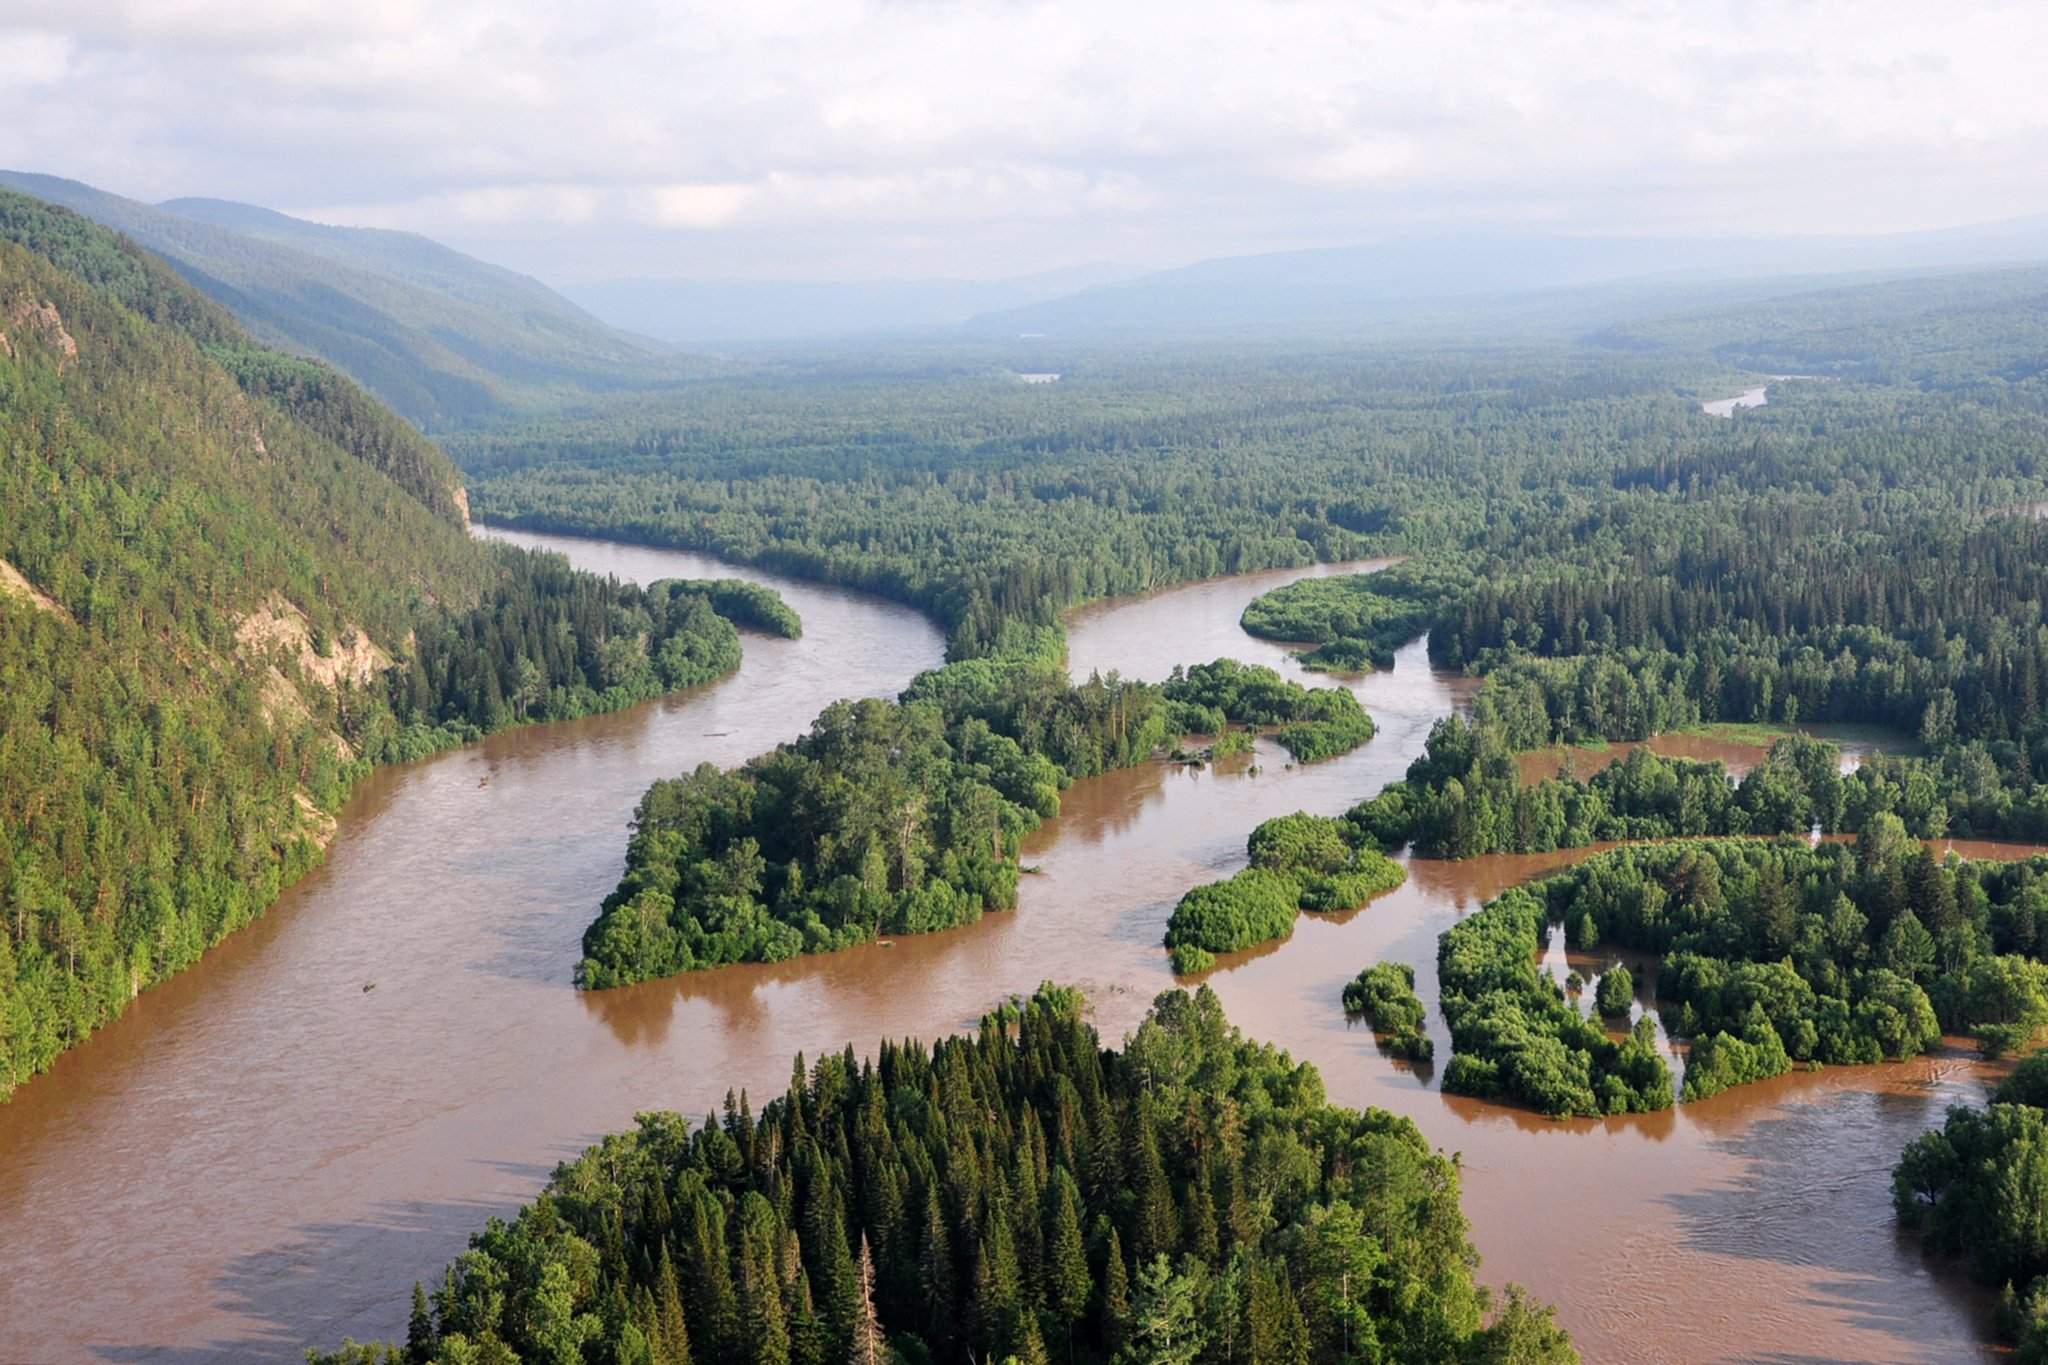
[4,0,2047,285]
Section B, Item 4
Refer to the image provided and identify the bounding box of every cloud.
[2,0,2045,280]
[647,182,756,229]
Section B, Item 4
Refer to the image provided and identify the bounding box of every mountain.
[0,187,765,1100]
[0,171,687,429]
[564,263,1138,346]
[965,218,2048,339]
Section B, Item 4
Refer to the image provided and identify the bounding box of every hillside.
[564,263,1138,345]
[1585,263,2048,386]
[965,219,2048,339]
[0,189,782,1099]
[0,171,689,429]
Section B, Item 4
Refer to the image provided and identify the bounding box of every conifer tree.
[850,1234,885,1365]
[403,1281,436,1365]
[655,1243,693,1365]
[1099,1226,1131,1356]
[1044,1170,1092,1362]
[919,1181,957,1353]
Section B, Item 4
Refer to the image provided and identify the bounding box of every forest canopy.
[312,986,1577,1365]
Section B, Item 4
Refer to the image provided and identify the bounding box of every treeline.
[365,553,776,763]
[1351,707,2048,862]
[312,986,1575,1365]
[1346,719,1844,860]
[1240,560,1473,673]
[1441,829,2048,1117]
[1164,813,1405,973]
[1896,1049,2048,1360]
[1160,659,1376,764]
[581,659,1366,987]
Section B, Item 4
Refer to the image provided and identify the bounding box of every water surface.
[0,535,2011,1364]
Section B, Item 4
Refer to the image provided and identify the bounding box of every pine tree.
[1182,1157,1219,1263]
[739,1237,792,1365]
[683,1196,737,1361]
[1013,1306,1051,1365]
[630,1284,663,1365]
[1128,1098,1179,1267]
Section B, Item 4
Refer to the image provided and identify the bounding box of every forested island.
[1164,813,1405,973]
[312,986,1574,1365]
[580,659,1376,987]
[1429,827,2048,1117]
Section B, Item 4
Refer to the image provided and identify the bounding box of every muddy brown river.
[0,533,2016,1363]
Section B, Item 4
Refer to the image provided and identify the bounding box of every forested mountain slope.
[0,190,782,1099]
[0,171,688,429]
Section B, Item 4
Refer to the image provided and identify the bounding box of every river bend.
[0,531,2007,1363]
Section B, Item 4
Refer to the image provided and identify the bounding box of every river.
[0,531,2012,1363]
[1701,384,1771,418]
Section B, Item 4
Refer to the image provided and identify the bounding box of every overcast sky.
[4,1,2046,285]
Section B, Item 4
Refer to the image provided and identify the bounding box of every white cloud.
[647,182,756,229]
[2,0,2046,279]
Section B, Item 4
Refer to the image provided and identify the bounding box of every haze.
[5,0,2047,288]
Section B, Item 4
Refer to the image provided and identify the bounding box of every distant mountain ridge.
[564,262,1139,346]
[0,171,691,429]
[965,217,2048,338]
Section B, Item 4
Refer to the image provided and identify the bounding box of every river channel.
[0,530,2013,1363]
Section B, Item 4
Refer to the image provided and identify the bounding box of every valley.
[0,532,2018,1362]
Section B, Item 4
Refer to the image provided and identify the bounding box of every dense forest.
[1438,830,2048,1117]
[0,190,792,1099]
[312,986,1576,1365]
[1239,563,1472,673]
[581,658,1374,987]
[1896,1048,2048,1361]
[1164,813,1406,973]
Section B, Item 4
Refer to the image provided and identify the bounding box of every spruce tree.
[918,1182,957,1353]
[850,1234,885,1365]
[1044,1170,1092,1362]
[403,1281,436,1365]
[1099,1227,1131,1356]
[655,1242,693,1365]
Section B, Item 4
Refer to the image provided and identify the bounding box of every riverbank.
[0,532,2020,1364]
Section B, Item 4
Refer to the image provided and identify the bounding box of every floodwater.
[1701,375,1820,418]
[1701,384,1770,418]
[0,536,2016,1364]
[1514,724,1899,786]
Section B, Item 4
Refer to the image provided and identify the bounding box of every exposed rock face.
[5,296,77,370]
[0,557,67,619]
[234,592,390,690]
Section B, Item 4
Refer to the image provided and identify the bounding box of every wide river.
[0,529,2013,1363]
